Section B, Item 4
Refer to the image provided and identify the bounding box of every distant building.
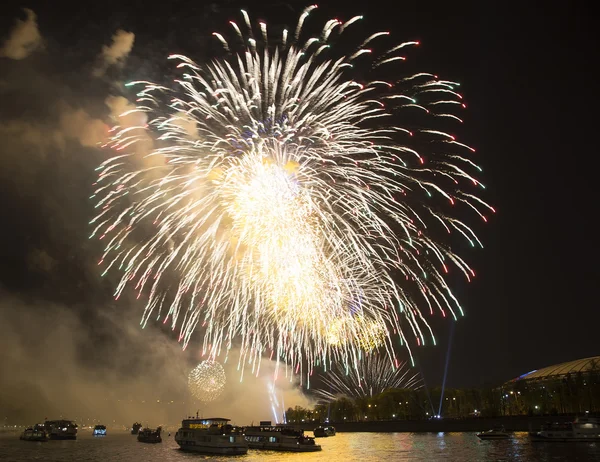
[501,356,600,415]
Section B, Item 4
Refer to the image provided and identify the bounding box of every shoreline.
[316,415,576,433]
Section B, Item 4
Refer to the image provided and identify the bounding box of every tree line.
[286,370,600,423]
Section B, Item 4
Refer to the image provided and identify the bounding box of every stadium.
[501,356,600,415]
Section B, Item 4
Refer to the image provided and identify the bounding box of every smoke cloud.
[93,30,135,77]
[0,294,311,427]
[0,294,185,427]
[59,105,110,148]
[0,8,43,60]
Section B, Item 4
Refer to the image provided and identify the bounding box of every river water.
[1,430,599,461]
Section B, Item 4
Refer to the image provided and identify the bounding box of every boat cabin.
[181,417,230,430]
[176,417,246,446]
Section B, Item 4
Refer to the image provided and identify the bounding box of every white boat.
[476,426,510,440]
[175,417,248,455]
[244,423,322,452]
[531,416,600,442]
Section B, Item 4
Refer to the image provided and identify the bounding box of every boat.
[314,425,336,437]
[19,426,48,442]
[93,425,107,436]
[39,420,78,440]
[137,426,162,443]
[244,422,321,452]
[476,426,510,440]
[131,422,142,435]
[530,416,600,442]
[175,416,248,455]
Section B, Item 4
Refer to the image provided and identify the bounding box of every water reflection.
[1,430,598,461]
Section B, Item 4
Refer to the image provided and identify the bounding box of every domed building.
[502,356,600,415]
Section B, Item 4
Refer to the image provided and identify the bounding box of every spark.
[314,355,422,401]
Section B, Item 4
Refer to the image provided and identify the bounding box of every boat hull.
[477,434,509,440]
[20,434,48,442]
[177,443,248,455]
[531,434,600,442]
[137,427,162,443]
[49,434,77,440]
[247,442,321,452]
[138,433,162,443]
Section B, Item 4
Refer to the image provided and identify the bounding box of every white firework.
[188,360,226,402]
[91,6,492,381]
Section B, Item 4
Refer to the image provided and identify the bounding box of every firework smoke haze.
[92,6,492,381]
[0,8,43,60]
[94,30,136,77]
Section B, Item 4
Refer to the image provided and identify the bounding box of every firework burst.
[91,6,492,379]
[188,360,226,402]
[314,355,422,402]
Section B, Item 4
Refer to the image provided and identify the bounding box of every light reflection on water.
[1,431,599,461]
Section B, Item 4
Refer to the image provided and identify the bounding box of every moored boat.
[131,422,142,435]
[245,422,321,452]
[175,416,248,455]
[476,426,510,440]
[93,425,107,436]
[314,425,336,437]
[137,426,162,443]
[39,420,77,440]
[530,416,600,442]
[19,426,48,442]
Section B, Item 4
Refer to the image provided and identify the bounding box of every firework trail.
[314,355,422,402]
[267,380,286,424]
[188,360,227,402]
[91,6,493,380]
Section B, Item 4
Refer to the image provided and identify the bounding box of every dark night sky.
[1,0,597,393]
